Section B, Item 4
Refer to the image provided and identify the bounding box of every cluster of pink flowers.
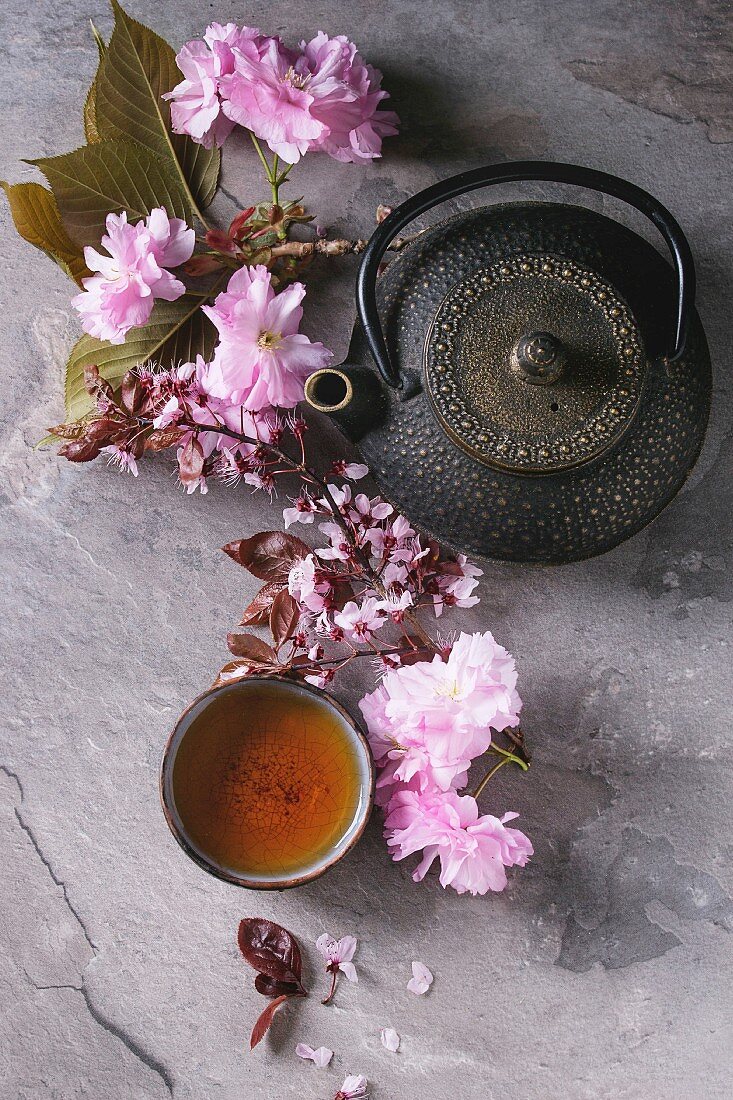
[72,208,195,343]
[360,634,532,895]
[71,261,331,493]
[165,22,399,162]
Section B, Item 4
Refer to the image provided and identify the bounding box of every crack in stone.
[77,985,175,1097]
[8,799,98,956]
[6,764,175,1097]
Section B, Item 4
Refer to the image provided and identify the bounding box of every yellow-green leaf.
[83,22,106,144]
[95,0,219,216]
[65,294,219,417]
[28,140,192,249]
[1,180,89,285]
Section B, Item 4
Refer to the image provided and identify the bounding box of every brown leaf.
[145,425,185,451]
[226,633,278,662]
[58,438,102,463]
[83,363,112,398]
[254,973,301,999]
[222,532,311,582]
[238,918,304,988]
[398,647,436,666]
[213,659,283,687]
[47,421,87,441]
[184,253,224,275]
[120,370,146,415]
[240,581,286,626]
[250,993,292,1050]
[270,590,300,649]
[178,435,204,486]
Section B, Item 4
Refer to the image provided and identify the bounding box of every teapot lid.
[425,253,645,473]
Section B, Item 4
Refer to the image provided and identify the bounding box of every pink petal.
[406,960,433,995]
[296,1042,333,1067]
[315,932,333,958]
[339,960,358,983]
[337,935,357,963]
[380,1027,400,1052]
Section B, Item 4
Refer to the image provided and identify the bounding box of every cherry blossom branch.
[185,419,439,652]
[268,233,422,259]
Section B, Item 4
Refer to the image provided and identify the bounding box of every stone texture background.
[1,1,732,1097]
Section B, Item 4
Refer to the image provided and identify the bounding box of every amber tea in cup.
[160,679,374,888]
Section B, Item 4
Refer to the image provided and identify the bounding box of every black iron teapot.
[304,162,711,563]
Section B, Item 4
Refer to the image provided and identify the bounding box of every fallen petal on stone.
[407,960,433,995]
[296,1043,334,1067]
[381,1027,400,1052]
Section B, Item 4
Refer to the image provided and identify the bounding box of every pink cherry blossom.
[100,444,138,476]
[333,597,386,641]
[364,514,416,558]
[316,934,358,983]
[164,24,267,148]
[385,788,533,895]
[406,961,433,995]
[221,36,330,163]
[380,1027,400,1052]
[334,1075,369,1100]
[283,491,320,528]
[295,1043,333,1067]
[315,521,356,563]
[329,459,369,480]
[359,631,522,792]
[349,492,393,526]
[375,589,413,623]
[72,209,194,344]
[432,554,483,616]
[201,265,332,411]
[300,33,399,163]
[218,31,398,163]
[288,554,332,614]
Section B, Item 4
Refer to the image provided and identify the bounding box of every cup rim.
[159,676,375,890]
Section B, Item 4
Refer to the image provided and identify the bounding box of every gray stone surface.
[1,1,732,1097]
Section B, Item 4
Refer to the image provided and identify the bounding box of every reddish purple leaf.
[145,425,185,451]
[238,918,304,988]
[240,581,287,625]
[178,436,204,486]
[254,973,301,999]
[270,590,300,649]
[250,993,291,1049]
[226,633,278,662]
[222,532,311,581]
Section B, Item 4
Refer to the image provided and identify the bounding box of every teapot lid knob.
[512,331,566,385]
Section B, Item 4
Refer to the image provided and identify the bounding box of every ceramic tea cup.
[160,678,375,889]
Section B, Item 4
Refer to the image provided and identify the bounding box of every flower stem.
[467,743,530,800]
[250,132,274,183]
[470,757,513,799]
[321,969,338,1006]
[487,743,530,770]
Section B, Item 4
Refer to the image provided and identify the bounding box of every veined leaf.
[95,0,219,216]
[65,293,219,417]
[1,181,89,285]
[83,21,106,144]
[29,140,192,249]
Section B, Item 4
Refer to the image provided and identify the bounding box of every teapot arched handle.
[356,160,696,389]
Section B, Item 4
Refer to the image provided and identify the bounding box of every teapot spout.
[304,365,386,442]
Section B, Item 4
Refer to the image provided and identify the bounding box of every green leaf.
[65,293,219,417]
[83,22,106,144]
[95,0,219,217]
[1,180,89,285]
[28,140,192,249]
